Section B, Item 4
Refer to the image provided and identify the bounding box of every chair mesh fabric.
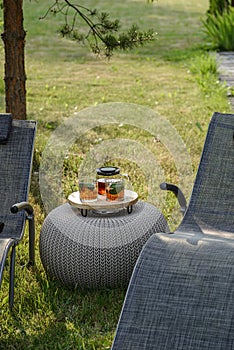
[111,112,234,350]
[0,113,12,144]
[177,112,234,234]
[0,120,36,243]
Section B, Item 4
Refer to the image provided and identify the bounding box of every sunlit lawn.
[0,0,231,349]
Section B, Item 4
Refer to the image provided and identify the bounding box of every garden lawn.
[0,0,232,349]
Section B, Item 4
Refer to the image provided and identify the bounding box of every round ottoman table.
[39,201,169,289]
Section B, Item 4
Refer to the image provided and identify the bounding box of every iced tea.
[97,178,106,195]
[79,178,98,202]
[105,179,125,201]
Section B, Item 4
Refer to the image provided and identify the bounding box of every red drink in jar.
[97,178,106,195]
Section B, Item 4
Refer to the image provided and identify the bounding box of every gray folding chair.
[112,112,234,350]
[0,114,36,309]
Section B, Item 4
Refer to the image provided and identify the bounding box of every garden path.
[217,52,234,109]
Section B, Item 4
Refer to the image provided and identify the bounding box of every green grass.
[0,0,232,348]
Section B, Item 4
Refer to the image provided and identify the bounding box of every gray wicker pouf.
[39,201,169,289]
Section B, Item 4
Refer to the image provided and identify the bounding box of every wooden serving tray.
[68,190,138,213]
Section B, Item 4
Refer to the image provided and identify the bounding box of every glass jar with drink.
[96,166,129,202]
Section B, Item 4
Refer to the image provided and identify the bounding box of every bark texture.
[2,0,26,120]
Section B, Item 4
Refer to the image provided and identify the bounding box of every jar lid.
[96,166,120,176]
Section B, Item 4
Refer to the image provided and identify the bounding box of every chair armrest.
[10,202,35,267]
[10,202,34,216]
[160,182,187,215]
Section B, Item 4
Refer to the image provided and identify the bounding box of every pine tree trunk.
[1,0,27,120]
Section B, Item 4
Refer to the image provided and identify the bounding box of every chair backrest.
[177,112,234,234]
[0,114,36,240]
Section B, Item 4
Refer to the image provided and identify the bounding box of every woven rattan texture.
[111,113,234,350]
[40,201,169,288]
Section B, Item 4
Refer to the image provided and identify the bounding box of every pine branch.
[41,0,156,57]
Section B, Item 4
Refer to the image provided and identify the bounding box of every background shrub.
[203,7,234,50]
